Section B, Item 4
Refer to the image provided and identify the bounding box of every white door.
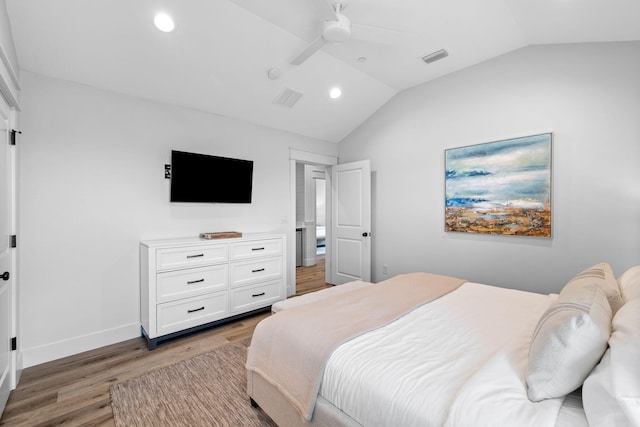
[0,102,14,414]
[331,160,371,285]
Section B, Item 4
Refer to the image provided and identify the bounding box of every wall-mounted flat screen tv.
[170,150,253,203]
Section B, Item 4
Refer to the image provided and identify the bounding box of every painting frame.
[444,133,552,237]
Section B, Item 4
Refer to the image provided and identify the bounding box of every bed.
[246,263,640,427]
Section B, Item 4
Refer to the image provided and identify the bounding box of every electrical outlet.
[164,164,171,179]
[383,265,388,275]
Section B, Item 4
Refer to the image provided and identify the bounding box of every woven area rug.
[110,340,277,427]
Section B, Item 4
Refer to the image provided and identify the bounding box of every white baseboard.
[20,322,140,369]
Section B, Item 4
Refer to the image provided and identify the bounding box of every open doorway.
[288,150,371,295]
[295,163,327,267]
[288,150,338,296]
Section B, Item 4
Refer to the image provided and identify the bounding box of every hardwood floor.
[0,257,330,426]
[295,255,332,295]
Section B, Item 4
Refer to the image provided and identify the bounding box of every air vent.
[421,49,449,64]
[273,88,303,108]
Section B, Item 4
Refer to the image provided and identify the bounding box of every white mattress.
[319,282,587,427]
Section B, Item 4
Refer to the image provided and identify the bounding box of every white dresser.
[140,233,286,349]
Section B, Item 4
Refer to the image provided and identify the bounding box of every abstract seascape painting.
[445,133,552,237]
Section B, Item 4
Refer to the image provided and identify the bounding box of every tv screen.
[170,150,253,203]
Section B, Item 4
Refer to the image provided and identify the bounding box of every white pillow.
[526,265,613,401]
[568,262,623,315]
[597,262,624,315]
[583,298,640,426]
[617,265,640,302]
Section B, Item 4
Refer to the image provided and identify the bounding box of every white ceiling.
[6,0,640,143]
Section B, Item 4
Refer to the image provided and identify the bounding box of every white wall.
[339,42,640,293]
[0,1,17,71]
[17,71,337,367]
[0,0,19,106]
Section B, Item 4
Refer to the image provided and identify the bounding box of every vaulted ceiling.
[6,0,640,142]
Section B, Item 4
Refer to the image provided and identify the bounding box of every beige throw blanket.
[246,272,466,421]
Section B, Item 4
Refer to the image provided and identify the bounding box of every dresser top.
[141,232,285,248]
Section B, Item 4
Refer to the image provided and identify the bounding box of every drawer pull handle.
[252,268,265,273]
[187,279,205,285]
[251,247,265,251]
[186,254,204,259]
[187,306,205,313]
[252,292,266,298]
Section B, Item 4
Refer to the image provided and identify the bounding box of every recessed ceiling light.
[357,57,367,63]
[329,87,342,99]
[154,13,175,32]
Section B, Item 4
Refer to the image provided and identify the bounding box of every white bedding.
[319,282,587,427]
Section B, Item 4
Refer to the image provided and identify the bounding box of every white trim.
[0,43,19,90]
[0,88,9,117]
[0,43,19,109]
[21,322,140,368]
[288,160,296,296]
[289,148,338,166]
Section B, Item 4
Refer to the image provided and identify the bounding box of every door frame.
[288,149,338,296]
[0,92,18,416]
[0,41,21,413]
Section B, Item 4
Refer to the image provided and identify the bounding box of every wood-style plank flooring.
[0,257,330,426]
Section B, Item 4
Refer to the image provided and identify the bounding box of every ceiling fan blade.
[351,23,415,46]
[290,36,326,65]
[309,0,339,21]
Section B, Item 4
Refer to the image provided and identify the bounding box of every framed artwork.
[445,133,552,237]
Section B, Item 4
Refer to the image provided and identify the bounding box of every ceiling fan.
[290,0,409,66]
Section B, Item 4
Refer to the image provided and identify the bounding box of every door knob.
[362,232,369,237]
[1,272,9,281]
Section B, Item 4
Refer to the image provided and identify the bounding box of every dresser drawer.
[230,239,282,261]
[157,292,229,336]
[230,280,282,313]
[156,245,228,271]
[156,265,228,303]
[230,256,283,288]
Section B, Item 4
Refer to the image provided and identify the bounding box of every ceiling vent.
[273,88,303,108]
[421,49,449,64]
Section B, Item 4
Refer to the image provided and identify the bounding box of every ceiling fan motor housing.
[323,13,351,42]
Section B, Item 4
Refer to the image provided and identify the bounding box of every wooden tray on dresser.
[199,231,243,239]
